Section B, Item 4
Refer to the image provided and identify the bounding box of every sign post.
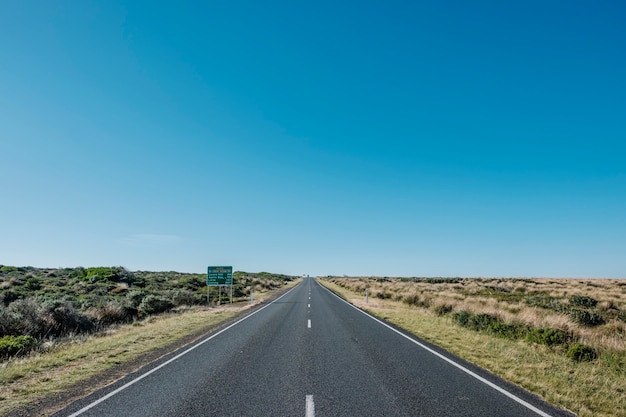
[207,266,233,306]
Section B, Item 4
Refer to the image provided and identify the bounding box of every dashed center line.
[306,395,315,417]
[307,319,311,329]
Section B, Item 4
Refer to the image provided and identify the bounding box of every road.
[55,277,573,417]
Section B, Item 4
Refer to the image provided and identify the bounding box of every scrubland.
[0,265,297,415]
[321,277,626,417]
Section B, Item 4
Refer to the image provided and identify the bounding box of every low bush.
[126,290,146,308]
[84,267,136,285]
[0,290,19,306]
[402,293,421,306]
[375,290,391,300]
[454,310,471,327]
[568,308,605,327]
[167,290,199,306]
[0,335,37,358]
[453,311,523,339]
[567,342,597,362]
[488,321,524,339]
[41,299,95,336]
[433,303,453,316]
[526,328,569,347]
[4,298,47,337]
[570,295,598,308]
[88,302,136,326]
[24,277,42,291]
[138,295,173,316]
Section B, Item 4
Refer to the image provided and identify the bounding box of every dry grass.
[320,277,626,417]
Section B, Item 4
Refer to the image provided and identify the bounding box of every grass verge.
[0,280,299,416]
[319,279,626,417]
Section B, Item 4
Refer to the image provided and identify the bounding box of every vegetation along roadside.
[0,265,298,416]
[319,276,626,417]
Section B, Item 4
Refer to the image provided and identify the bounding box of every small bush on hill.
[568,308,605,327]
[454,310,471,327]
[4,298,47,337]
[0,335,37,358]
[24,277,42,291]
[0,290,19,306]
[526,328,569,347]
[433,303,453,316]
[570,295,598,308]
[41,299,95,336]
[167,290,199,306]
[567,342,597,362]
[126,290,146,308]
[88,302,136,326]
[138,295,173,316]
[84,267,136,285]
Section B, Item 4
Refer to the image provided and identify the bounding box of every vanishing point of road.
[55,277,573,417]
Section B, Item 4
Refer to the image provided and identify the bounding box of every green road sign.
[207,266,233,286]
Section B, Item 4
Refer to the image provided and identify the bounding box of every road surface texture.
[55,277,573,417]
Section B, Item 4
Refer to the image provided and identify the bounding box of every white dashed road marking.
[306,395,315,417]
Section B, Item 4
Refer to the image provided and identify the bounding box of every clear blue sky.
[1,1,625,277]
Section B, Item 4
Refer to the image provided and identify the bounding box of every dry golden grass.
[331,277,626,352]
[320,277,626,417]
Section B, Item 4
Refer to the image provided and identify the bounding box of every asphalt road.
[55,277,573,417]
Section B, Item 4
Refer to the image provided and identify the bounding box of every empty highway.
[55,277,573,417]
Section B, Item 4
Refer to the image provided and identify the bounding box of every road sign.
[207,266,233,286]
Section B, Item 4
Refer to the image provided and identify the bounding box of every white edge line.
[67,284,301,417]
[305,394,315,417]
[316,281,554,417]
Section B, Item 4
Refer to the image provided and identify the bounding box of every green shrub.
[138,295,173,316]
[524,295,563,312]
[454,310,471,327]
[24,277,42,291]
[126,290,146,308]
[568,308,605,327]
[0,335,37,358]
[41,299,95,335]
[488,321,524,339]
[5,298,47,337]
[167,290,199,306]
[526,328,569,346]
[85,267,136,285]
[567,342,597,362]
[570,295,598,308]
[453,311,521,339]
[0,290,19,306]
[471,313,498,331]
[89,302,136,325]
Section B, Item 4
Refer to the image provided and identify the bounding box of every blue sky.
[1,1,625,277]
